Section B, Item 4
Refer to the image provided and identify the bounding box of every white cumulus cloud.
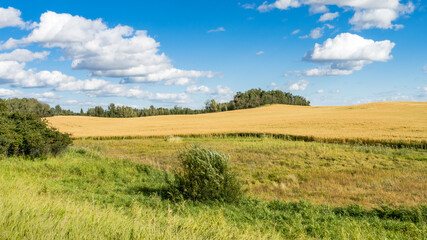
[256,0,414,30]
[0,7,26,29]
[302,33,395,76]
[1,11,216,85]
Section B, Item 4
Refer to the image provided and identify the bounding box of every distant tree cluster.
[0,88,310,118]
[85,104,205,118]
[205,89,310,112]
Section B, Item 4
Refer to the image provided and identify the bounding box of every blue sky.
[0,0,426,111]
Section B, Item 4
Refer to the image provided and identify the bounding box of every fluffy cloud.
[288,80,309,90]
[1,11,216,85]
[0,7,26,29]
[258,0,301,12]
[350,8,400,30]
[0,58,191,103]
[0,60,76,87]
[303,33,395,76]
[0,49,49,62]
[256,0,414,30]
[58,78,191,103]
[319,12,339,22]
[256,51,265,55]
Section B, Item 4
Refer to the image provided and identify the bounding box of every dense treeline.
[0,89,309,118]
[84,89,310,117]
[0,100,71,158]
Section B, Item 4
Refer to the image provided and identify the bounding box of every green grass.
[74,136,427,207]
[0,146,426,239]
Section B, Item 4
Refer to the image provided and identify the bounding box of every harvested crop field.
[47,102,427,144]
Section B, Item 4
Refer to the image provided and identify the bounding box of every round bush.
[0,112,72,159]
[171,145,242,202]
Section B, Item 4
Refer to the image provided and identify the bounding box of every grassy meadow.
[1,146,426,239]
[73,136,427,208]
[47,102,427,145]
[1,101,427,239]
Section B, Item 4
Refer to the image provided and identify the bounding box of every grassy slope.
[46,102,427,144]
[74,136,427,208]
[1,147,425,239]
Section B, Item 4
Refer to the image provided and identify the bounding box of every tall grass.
[73,136,427,207]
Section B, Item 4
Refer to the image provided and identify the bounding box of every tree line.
[0,88,310,118]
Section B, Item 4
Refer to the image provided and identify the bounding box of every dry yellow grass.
[47,101,427,143]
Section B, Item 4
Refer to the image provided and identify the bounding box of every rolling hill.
[46,101,427,144]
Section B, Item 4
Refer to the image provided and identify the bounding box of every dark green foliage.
[0,112,72,158]
[0,99,7,113]
[226,88,310,111]
[169,145,242,202]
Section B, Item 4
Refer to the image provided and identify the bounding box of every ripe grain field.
[47,102,427,145]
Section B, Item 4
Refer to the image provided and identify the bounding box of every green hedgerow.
[169,145,242,202]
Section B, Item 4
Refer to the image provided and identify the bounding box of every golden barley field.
[47,101,427,143]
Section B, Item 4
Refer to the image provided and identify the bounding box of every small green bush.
[169,145,242,202]
[0,112,72,159]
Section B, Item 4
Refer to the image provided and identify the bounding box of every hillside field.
[47,102,427,145]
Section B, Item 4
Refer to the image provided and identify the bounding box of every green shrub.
[169,145,242,202]
[0,112,72,159]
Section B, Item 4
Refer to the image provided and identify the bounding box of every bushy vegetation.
[0,111,71,158]
[169,145,242,202]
